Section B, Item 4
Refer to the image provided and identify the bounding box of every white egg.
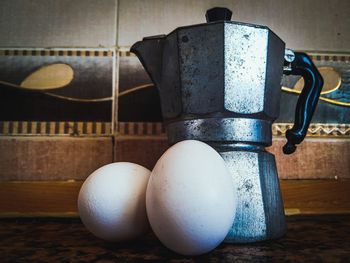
[78,162,151,242]
[146,140,236,256]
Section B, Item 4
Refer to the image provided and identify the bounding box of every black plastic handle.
[283,52,324,154]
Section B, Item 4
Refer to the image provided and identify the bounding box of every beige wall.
[0,0,117,47]
[0,0,348,51]
[118,0,350,52]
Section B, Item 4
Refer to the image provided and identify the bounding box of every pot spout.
[130,35,165,88]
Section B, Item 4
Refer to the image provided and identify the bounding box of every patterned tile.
[0,48,116,135]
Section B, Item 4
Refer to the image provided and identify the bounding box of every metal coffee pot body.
[131,8,323,243]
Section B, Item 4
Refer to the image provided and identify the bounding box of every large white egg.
[146,140,236,256]
[78,162,151,242]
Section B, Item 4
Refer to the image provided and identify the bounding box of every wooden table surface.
[1,215,349,262]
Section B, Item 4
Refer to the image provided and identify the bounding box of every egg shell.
[78,162,151,242]
[146,140,236,256]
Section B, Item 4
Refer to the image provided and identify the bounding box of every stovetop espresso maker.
[131,7,323,243]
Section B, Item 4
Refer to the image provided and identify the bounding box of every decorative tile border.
[308,53,350,62]
[0,49,114,57]
[116,122,350,137]
[117,122,166,136]
[0,121,112,136]
[273,123,350,137]
[118,51,133,57]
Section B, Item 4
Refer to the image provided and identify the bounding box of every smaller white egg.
[78,162,151,242]
[146,140,236,256]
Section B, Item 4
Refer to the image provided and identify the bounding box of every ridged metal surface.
[167,118,272,145]
[220,151,266,242]
[224,24,268,114]
[219,149,286,243]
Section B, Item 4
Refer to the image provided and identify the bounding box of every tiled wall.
[0,0,349,180]
[0,0,118,135]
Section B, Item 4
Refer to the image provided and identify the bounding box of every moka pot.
[131,7,323,243]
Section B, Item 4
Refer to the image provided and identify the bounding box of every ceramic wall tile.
[0,0,117,47]
[0,48,115,135]
[0,137,113,180]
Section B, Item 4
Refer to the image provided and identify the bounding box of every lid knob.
[206,7,232,22]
